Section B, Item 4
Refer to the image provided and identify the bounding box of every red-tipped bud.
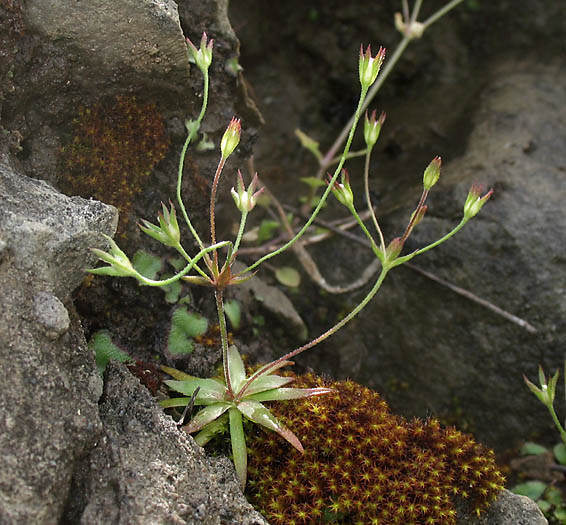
[364,110,386,149]
[221,117,241,159]
[359,45,386,90]
[423,156,442,190]
[186,32,214,72]
[327,169,354,208]
[463,183,494,219]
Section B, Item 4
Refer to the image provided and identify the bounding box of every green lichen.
[246,373,505,525]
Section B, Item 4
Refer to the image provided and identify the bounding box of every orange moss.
[246,373,505,525]
[59,95,169,232]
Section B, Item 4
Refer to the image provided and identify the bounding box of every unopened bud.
[359,45,386,90]
[423,156,442,190]
[364,110,386,149]
[327,169,354,208]
[385,237,404,262]
[463,184,493,219]
[221,117,241,159]
[186,32,214,72]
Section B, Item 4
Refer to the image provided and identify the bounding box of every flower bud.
[139,202,180,247]
[364,110,386,149]
[221,117,241,160]
[423,156,442,190]
[385,237,404,262]
[186,32,214,72]
[359,45,386,90]
[327,169,354,208]
[231,171,264,213]
[463,184,494,219]
[524,365,559,408]
[88,234,137,278]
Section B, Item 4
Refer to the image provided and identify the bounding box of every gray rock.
[72,362,267,525]
[231,261,308,342]
[458,490,547,525]
[25,0,189,81]
[314,60,566,450]
[0,156,116,524]
[34,291,71,340]
[0,154,118,298]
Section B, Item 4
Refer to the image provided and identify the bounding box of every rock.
[231,262,308,342]
[0,155,116,524]
[0,153,118,297]
[67,362,267,525]
[458,490,547,525]
[319,60,566,450]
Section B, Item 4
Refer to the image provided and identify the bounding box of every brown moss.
[246,373,505,525]
[58,95,169,232]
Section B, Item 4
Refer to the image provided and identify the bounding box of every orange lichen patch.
[246,373,505,525]
[59,95,169,233]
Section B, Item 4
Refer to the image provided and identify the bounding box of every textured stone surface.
[458,490,547,525]
[0,155,116,524]
[307,60,566,450]
[67,363,267,525]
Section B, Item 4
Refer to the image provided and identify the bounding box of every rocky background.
[1,0,563,523]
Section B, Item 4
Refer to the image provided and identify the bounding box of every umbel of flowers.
[246,373,505,525]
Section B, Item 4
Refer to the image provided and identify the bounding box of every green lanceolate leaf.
[159,397,192,409]
[161,365,195,381]
[227,345,246,393]
[247,386,333,403]
[229,408,247,490]
[164,377,226,404]
[194,412,229,447]
[236,399,304,453]
[242,374,295,396]
[183,402,231,433]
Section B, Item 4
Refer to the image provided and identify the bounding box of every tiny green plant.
[511,441,566,523]
[89,32,492,490]
[524,363,566,445]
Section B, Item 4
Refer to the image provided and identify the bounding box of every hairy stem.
[210,157,227,269]
[177,72,210,253]
[215,290,232,394]
[237,86,369,276]
[363,148,386,254]
[135,240,230,286]
[239,266,390,397]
